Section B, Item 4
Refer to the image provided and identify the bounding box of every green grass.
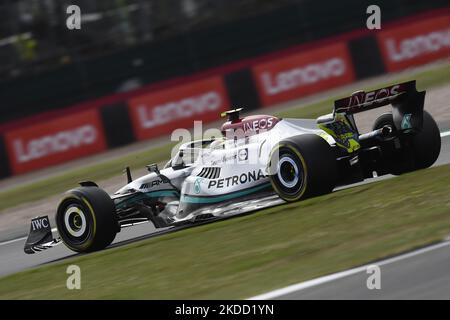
[1,62,450,212]
[1,164,450,299]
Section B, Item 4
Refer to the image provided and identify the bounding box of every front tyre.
[269,134,337,202]
[56,187,118,253]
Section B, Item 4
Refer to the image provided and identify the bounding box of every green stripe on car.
[116,190,179,208]
[181,183,272,204]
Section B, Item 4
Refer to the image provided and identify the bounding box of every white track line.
[0,228,57,247]
[0,236,27,246]
[249,239,450,300]
[1,131,449,248]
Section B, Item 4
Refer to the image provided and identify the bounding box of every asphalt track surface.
[0,134,450,300]
[266,240,450,299]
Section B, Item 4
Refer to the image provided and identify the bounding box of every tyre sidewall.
[269,143,308,201]
[56,193,98,252]
[56,187,117,253]
[411,111,441,170]
[269,134,337,202]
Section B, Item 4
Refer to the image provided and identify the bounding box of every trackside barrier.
[251,42,355,107]
[4,110,107,175]
[0,136,11,178]
[377,15,450,72]
[1,9,449,177]
[127,76,230,141]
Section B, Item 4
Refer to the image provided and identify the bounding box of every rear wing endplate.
[334,80,425,132]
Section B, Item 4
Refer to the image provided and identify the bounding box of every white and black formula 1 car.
[25,80,441,254]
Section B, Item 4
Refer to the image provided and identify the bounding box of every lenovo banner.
[5,110,107,174]
[128,77,230,140]
[377,15,450,72]
[252,43,355,106]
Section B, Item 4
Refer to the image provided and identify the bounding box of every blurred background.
[0,0,449,178]
[1,0,448,121]
[1,0,450,297]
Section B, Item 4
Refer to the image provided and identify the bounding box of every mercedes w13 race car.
[25,80,441,254]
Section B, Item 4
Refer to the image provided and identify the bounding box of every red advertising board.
[252,43,355,106]
[5,110,107,174]
[128,77,230,140]
[377,15,450,72]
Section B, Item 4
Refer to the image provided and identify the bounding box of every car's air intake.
[197,167,221,179]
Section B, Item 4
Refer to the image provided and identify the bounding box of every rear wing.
[334,80,425,132]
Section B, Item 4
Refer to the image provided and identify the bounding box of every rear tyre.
[56,186,118,253]
[373,111,441,175]
[269,134,337,202]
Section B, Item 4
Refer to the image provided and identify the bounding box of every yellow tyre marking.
[57,193,97,252]
[269,143,308,202]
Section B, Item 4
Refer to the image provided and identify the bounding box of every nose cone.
[114,171,159,195]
